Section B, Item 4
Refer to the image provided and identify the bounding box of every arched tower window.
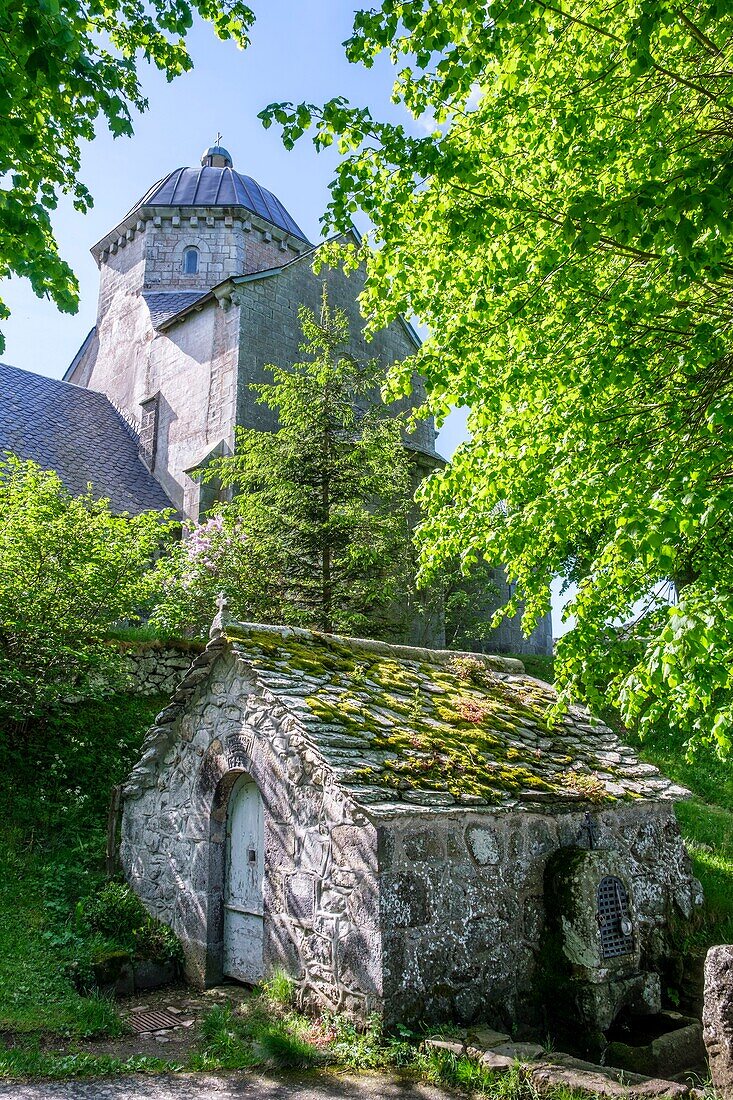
[183,246,199,275]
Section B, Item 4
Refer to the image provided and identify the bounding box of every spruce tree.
[158,288,419,639]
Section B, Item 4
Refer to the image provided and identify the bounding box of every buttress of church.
[64,144,552,656]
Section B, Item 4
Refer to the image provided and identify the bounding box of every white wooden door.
[223,775,264,983]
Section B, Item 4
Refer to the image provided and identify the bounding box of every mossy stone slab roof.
[125,622,689,813]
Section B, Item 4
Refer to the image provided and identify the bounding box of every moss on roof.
[223,623,688,811]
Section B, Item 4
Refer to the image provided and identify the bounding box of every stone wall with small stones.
[140,208,306,292]
[376,801,702,1029]
[116,644,202,696]
[121,644,383,1015]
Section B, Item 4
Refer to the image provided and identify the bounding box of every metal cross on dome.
[215,132,223,146]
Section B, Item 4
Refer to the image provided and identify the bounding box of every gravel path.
[0,1070,459,1099]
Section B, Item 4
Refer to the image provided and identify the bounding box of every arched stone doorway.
[223,773,265,983]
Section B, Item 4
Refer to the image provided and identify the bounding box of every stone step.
[531,1060,690,1099]
[424,1034,692,1098]
[465,1026,511,1049]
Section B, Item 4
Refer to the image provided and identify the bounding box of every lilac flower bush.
[152,512,277,636]
[183,515,239,575]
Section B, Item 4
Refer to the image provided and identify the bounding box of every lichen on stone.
[559,771,611,804]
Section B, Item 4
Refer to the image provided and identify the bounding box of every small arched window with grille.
[183,246,199,274]
[597,875,634,959]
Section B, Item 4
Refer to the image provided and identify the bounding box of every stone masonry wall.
[121,647,383,1015]
[69,231,151,414]
[147,298,241,514]
[377,801,702,1029]
[67,211,309,518]
[141,208,306,292]
[117,644,201,696]
[473,568,554,657]
[234,251,438,459]
[70,254,243,517]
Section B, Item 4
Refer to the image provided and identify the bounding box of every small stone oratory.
[122,615,701,1032]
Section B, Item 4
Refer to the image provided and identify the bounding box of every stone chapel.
[0,143,552,655]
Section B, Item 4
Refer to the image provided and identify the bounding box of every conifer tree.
[155,288,418,639]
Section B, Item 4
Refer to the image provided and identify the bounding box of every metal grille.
[597,875,634,959]
[127,1008,184,1033]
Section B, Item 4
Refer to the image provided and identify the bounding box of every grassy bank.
[0,694,166,1039]
[0,972,539,1096]
[632,723,733,952]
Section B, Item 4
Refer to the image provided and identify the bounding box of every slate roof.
[130,166,310,242]
[143,290,211,330]
[0,362,173,515]
[124,622,689,812]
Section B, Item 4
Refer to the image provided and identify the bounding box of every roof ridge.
[107,398,141,444]
[223,619,525,674]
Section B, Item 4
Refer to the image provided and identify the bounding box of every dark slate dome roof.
[131,165,309,241]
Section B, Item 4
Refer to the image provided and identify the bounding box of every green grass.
[419,1052,528,1097]
[630,721,733,952]
[190,998,323,1072]
[674,802,733,948]
[260,967,298,1008]
[191,998,546,1098]
[511,653,556,685]
[0,1046,182,1081]
[0,693,166,1040]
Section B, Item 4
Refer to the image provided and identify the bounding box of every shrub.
[84,883,147,941]
[82,882,181,965]
[132,921,183,965]
[0,455,174,725]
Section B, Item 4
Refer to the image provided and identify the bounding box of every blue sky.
[1,1,571,634]
[3,1,398,383]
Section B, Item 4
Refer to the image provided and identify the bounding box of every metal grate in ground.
[127,1008,185,1033]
